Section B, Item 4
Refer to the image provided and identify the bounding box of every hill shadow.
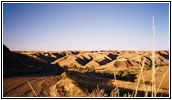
[164,50,169,55]
[157,51,169,59]
[107,54,118,60]
[88,71,136,82]
[3,45,64,78]
[31,53,66,64]
[32,53,56,63]
[144,56,152,63]
[71,51,80,55]
[76,56,93,66]
[66,70,169,97]
[95,54,118,66]
[52,53,66,59]
[95,57,111,66]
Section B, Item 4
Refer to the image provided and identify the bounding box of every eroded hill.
[18,50,169,71]
[3,46,169,97]
[3,45,64,77]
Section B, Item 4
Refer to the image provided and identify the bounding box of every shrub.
[144,63,169,70]
[87,86,107,97]
[77,67,90,73]
[144,64,152,70]
[117,70,124,76]
[90,66,95,72]
[50,76,62,81]
[134,79,144,84]
[122,70,130,77]
[115,70,124,77]
[63,65,69,70]
[72,65,77,69]
[156,63,169,67]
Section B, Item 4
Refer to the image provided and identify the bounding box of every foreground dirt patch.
[3,48,169,97]
[3,75,60,97]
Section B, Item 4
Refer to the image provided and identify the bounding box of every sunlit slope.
[19,50,169,71]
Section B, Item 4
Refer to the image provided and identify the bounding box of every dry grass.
[46,65,169,97]
[134,58,145,97]
[27,81,37,97]
[4,16,169,97]
[113,69,120,97]
[152,16,156,97]
[156,70,168,94]
[87,86,107,97]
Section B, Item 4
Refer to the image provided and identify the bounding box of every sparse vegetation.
[66,65,96,73]
[144,63,169,70]
[144,64,152,70]
[3,45,169,97]
[50,75,62,81]
[115,69,131,78]
[87,86,107,97]
[134,79,144,84]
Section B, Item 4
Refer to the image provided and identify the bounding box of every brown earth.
[3,75,58,97]
[3,45,169,97]
[3,69,169,97]
[18,50,169,71]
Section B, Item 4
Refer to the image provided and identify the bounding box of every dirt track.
[3,75,59,97]
[3,49,169,97]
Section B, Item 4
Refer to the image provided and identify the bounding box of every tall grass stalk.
[155,65,159,72]
[152,16,156,97]
[27,81,37,97]
[156,70,168,95]
[134,58,145,97]
[113,69,119,97]
[145,86,151,97]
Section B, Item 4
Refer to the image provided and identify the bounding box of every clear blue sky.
[3,3,169,51]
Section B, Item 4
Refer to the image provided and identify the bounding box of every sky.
[3,3,169,51]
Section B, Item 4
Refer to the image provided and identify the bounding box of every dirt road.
[3,74,60,97]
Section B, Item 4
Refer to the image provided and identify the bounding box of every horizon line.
[10,49,169,52]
